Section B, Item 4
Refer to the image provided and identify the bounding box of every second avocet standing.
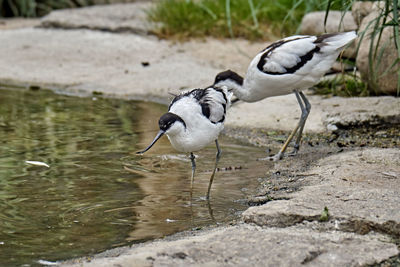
[214,31,357,160]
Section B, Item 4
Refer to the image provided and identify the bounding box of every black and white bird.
[214,31,357,160]
[137,86,232,199]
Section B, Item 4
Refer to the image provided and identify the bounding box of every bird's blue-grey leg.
[206,139,221,199]
[207,198,216,222]
[189,152,196,196]
[288,91,311,156]
[259,90,305,161]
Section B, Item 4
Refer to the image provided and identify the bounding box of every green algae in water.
[0,87,267,266]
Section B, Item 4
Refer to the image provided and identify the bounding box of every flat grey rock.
[62,223,397,267]
[300,11,358,35]
[299,11,358,58]
[356,10,399,95]
[226,94,400,132]
[0,28,218,104]
[40,2,155,35]
[243,148,400,235]
[0,18,40,30]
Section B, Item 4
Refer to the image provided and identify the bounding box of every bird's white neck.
[217,80,251,102]
[231,82,250,101]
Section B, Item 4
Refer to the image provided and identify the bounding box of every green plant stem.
[392,0,400,59]
[225,0,234,38]
[248,0,259,28]
[392,0,400,96]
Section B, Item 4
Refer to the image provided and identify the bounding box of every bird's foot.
[286,143,300,157]
[286,148,299,157]
[257,152,284,162]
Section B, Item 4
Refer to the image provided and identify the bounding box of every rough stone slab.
[61,224,397,267]
[300,11,358,35]
[0,18,40,30]
[299,11,358,58]
[40,2,155,35]
[356,9,399,95]
[226,94,400,132]
[352,1,385,26]
[243,148,400,235]
[0,23,399,133]
[175,38,262,76]
[0,27,218,104]
[0,26,260,104]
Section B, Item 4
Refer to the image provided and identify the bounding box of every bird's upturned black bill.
[136,130,164,154]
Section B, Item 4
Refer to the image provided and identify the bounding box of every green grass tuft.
[147,0,338,40]
[0,0,96,17]
[312,73,370,97]
[319,206,330,222]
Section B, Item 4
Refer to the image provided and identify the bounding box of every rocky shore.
[1,3,399,266]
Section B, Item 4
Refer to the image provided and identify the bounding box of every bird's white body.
[227,32,357,102]
[166,87,231,153]
[138,87,231,199]
[213,32,357,160]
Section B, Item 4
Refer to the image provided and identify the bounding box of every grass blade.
[338,0,354,31]
[394,0,400,95]
[282,0,304,34]
[225,0,234,38]
[7,0,20,16]
[248,0,258,28]
[393,0,400,57]
[198,2,217,20]
[324,0,333,33]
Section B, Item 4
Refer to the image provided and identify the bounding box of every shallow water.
[0,87,267,266]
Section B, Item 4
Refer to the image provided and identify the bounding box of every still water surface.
[0,87,266,266]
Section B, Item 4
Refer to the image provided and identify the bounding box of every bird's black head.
[158,112,186,132]
[214,70,244,86]
[136,112,186,155]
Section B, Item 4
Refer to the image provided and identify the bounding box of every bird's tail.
[318,31,357,51]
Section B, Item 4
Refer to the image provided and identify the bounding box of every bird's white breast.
[167,96,224,152]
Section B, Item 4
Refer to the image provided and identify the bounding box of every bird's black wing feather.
[257,36,321,75]
[199,88,228,124]
[169,88,229,124]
